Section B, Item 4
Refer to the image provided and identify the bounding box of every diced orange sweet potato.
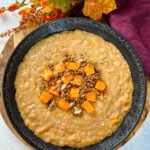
[54,63,66,73]
[58,98,70,111]
[66,62,81,71]
[73,76,82,86]
[81,101,94,113]
[49,86,59,96]
[84,65,95,76]
[61,74,73,84]
[40,91,53,103]
[70,87,80,99]
[40,68,53,81]
[95,80,106,91]
[87,92,96,102]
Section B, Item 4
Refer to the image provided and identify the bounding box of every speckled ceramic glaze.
[2,18,146,150]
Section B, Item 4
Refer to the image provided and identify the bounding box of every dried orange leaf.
[83,1,102,20]
[83,0,117,20]
[101,0,117,14]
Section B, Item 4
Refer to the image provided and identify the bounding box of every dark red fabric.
[109,0,150,78]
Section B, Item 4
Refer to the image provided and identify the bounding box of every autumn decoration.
[0,0,117,37]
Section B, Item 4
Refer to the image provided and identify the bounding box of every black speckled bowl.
[2,17,146,150]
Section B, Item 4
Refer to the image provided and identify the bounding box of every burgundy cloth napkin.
[109,0,150,78]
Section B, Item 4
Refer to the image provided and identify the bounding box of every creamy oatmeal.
[15,30,133,148]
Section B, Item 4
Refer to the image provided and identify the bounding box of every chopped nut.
[69,101,75,108]
[48,100,55,110]
[77,67,85,75]
[73,106,82,115]
[85,76,95,88]
[60,84,67,90]
[78,58,83,62]
[80,93,86,99]
[99,93,104,101]
[81,61,88,67]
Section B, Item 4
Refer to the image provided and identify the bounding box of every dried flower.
[42,9,65,21]
[19,8,33,15]
[8,3,21,12]
[0,7,5,14]
[0,0,117,37]
[41,4,54,13]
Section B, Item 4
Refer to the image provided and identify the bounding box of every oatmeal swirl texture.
[15,30,133,148]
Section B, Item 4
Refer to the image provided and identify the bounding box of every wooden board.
[0,21,150,149]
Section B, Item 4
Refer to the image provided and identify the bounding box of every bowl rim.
[2,17,147,150]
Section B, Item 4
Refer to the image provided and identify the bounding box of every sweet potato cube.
[81,101,94,113]
[66,62,81,71]
[73,76,82,86]
[40,91,53,103]
[49,86,59,96]
[95,80,106,91]
[87,92,96,102]
[58,98,70,111]
[54,63,66,73]
[84,65,95,76]
[61,74,73,84]
[40,68,53,81]
[70,87,79,99]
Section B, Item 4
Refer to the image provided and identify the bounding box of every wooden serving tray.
[0,21,150,149]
